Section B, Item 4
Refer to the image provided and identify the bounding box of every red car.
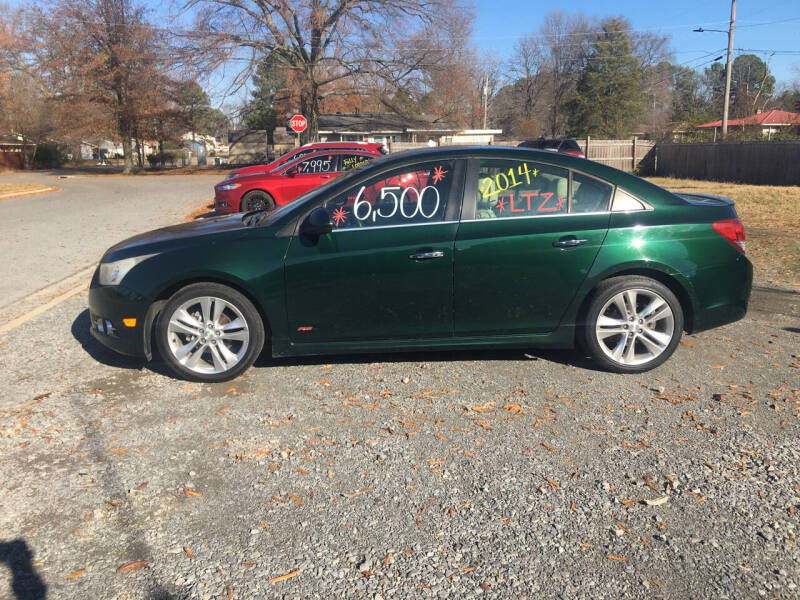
[517,137,585,158]
[224,141,386,181]
[214,148,381,213]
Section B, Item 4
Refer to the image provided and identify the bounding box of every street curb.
[0,265,95,335]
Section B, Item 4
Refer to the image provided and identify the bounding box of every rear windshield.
[559,139,582,153]
[519,139,566,151]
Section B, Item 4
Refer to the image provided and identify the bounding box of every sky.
[7,0,799,105]
[471,0,799,85]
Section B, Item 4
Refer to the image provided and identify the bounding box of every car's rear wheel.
[240,190,275,213]
[582,276,683,373]
[156,283,265,382]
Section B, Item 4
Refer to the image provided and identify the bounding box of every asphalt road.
[0,172,798,599]
[0,171,216,312]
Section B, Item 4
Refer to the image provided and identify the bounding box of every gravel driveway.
[0,290,797,599]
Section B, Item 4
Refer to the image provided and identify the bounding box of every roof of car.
[231,148,380,181]
[356,145,679,207]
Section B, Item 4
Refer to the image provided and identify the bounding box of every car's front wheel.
[240,190,275,213]
[582,276,684,373]
[156,283,265,382]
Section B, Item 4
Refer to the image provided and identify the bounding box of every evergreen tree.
[567,18,644,137]
[242,54,285,141]
[671,65,712,124]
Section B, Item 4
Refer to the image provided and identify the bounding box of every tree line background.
[1,0,799,172]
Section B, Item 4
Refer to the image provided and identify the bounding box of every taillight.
[712,218,746,253]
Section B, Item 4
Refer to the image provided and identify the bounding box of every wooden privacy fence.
[389,137,655,172]
[653,142,800,185]
[578,137,655,172]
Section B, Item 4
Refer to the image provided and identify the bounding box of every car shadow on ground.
[0,539,47,600]
[72,309,601,380]
[260,346,598,371]
[71,309,173,378]
[188,202,218,220]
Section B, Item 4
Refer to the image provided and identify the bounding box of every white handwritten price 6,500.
[353,185,440,222]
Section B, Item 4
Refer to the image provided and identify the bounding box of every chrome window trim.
[461,211,610,223]
[330,220,460,233]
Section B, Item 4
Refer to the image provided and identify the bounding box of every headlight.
[98,254,156,286]
[218,182,241,191]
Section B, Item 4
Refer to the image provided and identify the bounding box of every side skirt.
[271,325,575,358]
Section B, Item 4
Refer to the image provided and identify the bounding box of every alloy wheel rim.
[595,288,674,367]
[248,196,267,211]
[166,296,250,374]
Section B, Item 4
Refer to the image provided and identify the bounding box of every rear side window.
[559,139,582,153]
[340,153,373,172]
[612,188,648,211]
[475,159,569,218]
[571,172,613,213]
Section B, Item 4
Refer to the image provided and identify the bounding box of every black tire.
[156,282,265,382]
[581,276,684,373]
[240,190,275,213]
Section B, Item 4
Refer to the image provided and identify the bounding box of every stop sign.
[288,114,307,134]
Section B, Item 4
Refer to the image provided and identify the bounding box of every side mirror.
[286,166,298,177]
[301,207,334,235]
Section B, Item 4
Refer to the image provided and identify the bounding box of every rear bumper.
[691,253,753,333]
[88,282,149,358]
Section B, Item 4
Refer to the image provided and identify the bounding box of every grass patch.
[646,177,800,291]
[0,183,52,196]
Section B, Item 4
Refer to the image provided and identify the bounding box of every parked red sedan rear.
[214,149,380,213]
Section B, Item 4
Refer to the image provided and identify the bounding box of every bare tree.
[30,0,171,172]
[509,34,547,125]
[540,11,592,136]
[180,0,467,142]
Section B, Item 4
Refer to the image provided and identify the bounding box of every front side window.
[475,159,569,219]
[295,154,337,175]
[272,148,314,171]
[323,161,454,230]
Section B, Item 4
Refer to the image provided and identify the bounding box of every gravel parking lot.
[0,291,798,599]
[0,172,798,599]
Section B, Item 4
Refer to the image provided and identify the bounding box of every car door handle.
[320,174,333,179]
[553,237,588,248]
[409,250,445,260]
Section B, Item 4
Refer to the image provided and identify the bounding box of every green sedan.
[89,147,752,382]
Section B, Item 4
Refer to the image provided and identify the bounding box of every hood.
[226,164,276,179]
[103,214,249,261]
[218,170,286,187]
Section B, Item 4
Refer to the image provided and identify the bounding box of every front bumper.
[88,282,150,358]
[214,188,241,213]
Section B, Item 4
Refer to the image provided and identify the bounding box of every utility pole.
[482,74,489,130]
[694,0,736,140]
[722,0,736,139]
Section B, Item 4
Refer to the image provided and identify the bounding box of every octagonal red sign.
[289,114,308,133]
